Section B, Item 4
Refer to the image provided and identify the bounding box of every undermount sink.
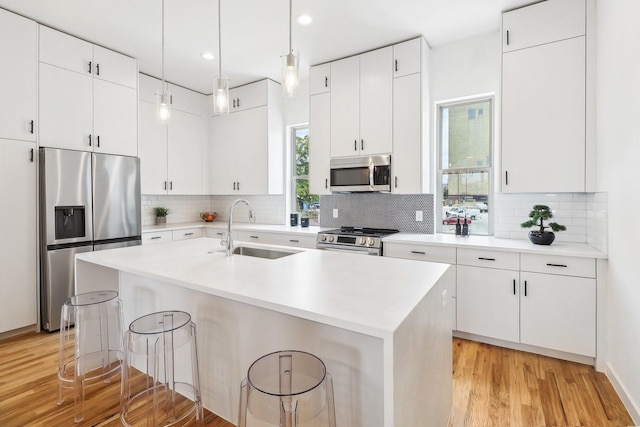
[232,246,298,260]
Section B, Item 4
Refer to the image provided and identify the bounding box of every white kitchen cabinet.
[520,272,596,357]
[0,9,37,143]
[169,83,206,115]
[384,242,456,264]
[309,63,330,95]
[309,93,331,195]
[141,230,172,245]
[502,0,585,53]
[330,47,392,157]
[393,38,421,78]
[457,265,520,343]
[172,228,202,241]
[138,101,168,195]
[501,0,589,193]
[0,138,37,333]
[392,73,422,193]
[207,79,283,195]
[235,230,316,249]
[206,228,228,240]
[39,26,138,156]
[167,110,205,195]
[227,80,268,113]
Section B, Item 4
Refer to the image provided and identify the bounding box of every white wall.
[595,0,640,421]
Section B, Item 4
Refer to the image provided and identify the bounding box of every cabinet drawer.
[235,230,277,244]
[206,228,227,239]
[520,253,595,278]
[172,228,202,241]
[142,231,172,245]
[457,248,519,270]
[384,243,456,264]
[273,234,317,249]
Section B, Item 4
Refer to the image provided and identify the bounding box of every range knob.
[328,235,335,242]
[359,237,366,245]
[321,235,327,242]
[367,238,375,246]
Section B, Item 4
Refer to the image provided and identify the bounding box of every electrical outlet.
[415,210,423,222]
[333,208,339,218]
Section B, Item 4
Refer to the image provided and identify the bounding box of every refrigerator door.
[42,244,93,331]
[94,238,141,252]
[92,153,141,242]
[40,148,93,246]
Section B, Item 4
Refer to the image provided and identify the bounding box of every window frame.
[436,95,494,235]
[290,124,318,216]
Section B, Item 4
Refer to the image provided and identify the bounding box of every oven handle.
[316,244,380,256]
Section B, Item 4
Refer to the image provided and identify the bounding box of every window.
[291,126,320,225]
[437,97,493,235]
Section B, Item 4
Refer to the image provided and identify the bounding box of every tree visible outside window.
[438,98,493,235]
[292,127,319,225]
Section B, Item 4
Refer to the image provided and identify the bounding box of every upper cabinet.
[206,79,283,195]
[0,9,37,143]
[38,26,138,157]
[331,46,393,157]
[310,37,429,194]
[501,0,593,193]
[138,74,206,195]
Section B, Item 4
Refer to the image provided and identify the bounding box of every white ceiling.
[0,0,535,94]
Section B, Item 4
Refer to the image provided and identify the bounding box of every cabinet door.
[39,63,93,151]
[139,73,161,104]
[169,83,205,115]
[310,63,331,95]
[209,114,237,194]
[502,0,585,53]
[93,79,138,156]
[392,73,422,193]
[520,272,596,357]
[93,45,138,89]
[0,9,37,142]
[233,80,268,112]
[393,38,421,78]
[168,110,204,195]
[359,46,393,155]
[501,36,585,192]
[330,56,360,157]
[456,265,519,342]
[0,139,37,333]
[138,101,168,195]
[309,93,331,195]
[236,107,268,194]
[39,25,93,74]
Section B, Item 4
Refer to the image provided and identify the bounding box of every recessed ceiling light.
[201,52,215,61]
[296,14,312,25]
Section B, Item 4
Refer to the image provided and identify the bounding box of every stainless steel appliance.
[316,227,399,256]
[330,155,391,193]
[39,148,141,331]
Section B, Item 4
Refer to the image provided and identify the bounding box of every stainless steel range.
[316,227,399,256]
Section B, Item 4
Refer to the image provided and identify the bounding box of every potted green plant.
[521,205,566,245]
[153,207,169,224]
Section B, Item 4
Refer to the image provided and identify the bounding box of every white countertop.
[383,233,607,259]
[143,221,324,236]
[76,238,450,338]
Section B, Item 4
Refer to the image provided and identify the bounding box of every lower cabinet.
[235,230,317,249]
[0,139,37,333]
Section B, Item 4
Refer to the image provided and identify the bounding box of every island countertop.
[75,237,451,338]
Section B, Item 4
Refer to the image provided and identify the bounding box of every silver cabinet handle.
[150,236,162,240]
[185,233,194,236]
[411,250,426,255]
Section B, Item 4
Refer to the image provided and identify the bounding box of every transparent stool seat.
[121,310,203,427]
[57,290,124,423]
[239,350,336,427]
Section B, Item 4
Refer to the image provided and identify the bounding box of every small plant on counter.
[153,207,169,224]
[521,204,566,245]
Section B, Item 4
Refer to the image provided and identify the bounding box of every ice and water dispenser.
[54,206,86,240]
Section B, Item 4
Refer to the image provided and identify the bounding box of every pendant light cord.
[218,0,222,75]
[161,0,165,87]
[288,0,292,54]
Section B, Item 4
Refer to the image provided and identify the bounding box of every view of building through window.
[438,98,493,235]
[292,127,320,225]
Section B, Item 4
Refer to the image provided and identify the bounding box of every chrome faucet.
[222,198,255,256]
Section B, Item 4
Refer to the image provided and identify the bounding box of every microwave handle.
[369,162,375,190]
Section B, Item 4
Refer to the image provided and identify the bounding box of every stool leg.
[326,373,336,427]
[73,374,85,423]
[238,378,248,427]
[162,312,176,423]
[190,322,204,425]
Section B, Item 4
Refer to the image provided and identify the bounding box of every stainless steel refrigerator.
[39,148,141,331]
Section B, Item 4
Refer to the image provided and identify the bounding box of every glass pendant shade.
[213,74,230,115]
[155,90,171,124]
[282,51,299,97]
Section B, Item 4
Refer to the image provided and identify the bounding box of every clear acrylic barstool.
[239,350,336,427]
[57,290,124,423]
[121,310,203,427]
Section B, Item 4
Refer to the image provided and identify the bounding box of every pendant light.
[282,0,299,97]
[156,0,171,124]
[213,0,230,115]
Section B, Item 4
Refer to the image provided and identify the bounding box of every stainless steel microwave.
[330,155,391,192]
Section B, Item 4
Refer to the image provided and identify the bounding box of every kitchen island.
[75,237,454,426]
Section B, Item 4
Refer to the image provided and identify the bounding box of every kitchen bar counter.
[75,238,454,426]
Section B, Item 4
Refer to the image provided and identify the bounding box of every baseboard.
[605,361,640,425]
[0,324,37,341]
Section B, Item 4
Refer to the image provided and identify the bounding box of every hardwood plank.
[0,332,633,427]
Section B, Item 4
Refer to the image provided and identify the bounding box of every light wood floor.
[0,332,633,426]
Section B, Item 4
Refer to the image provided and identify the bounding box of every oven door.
[316,243,381,256]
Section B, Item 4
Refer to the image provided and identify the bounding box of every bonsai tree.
[521,205,566,234]
[153,207,169,217]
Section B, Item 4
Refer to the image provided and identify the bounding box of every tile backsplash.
[142,195,212,226]
[494,192,607,248]
[319,193,435,233]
